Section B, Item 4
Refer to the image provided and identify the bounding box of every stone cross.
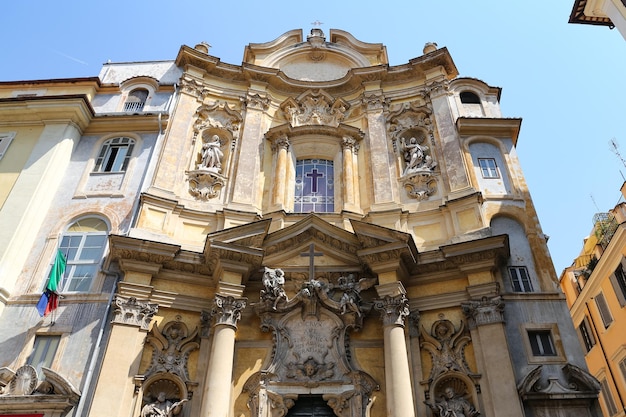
[300,243,323,279]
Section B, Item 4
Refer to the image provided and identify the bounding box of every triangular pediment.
[262,215,362,278]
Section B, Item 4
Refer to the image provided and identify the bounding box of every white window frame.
[58,218,108,293]
[478,157,499,179]
[93,137,135,173]
[0,132,16,161]
[509,266,533,292]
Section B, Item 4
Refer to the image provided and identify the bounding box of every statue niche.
[244,267,379,417]
[187,131,227,200]
[136,318,199,415]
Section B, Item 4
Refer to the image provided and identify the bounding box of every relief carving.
[187,171,225,200]
[420,318,477,382]
[280,90,349,127]
[143,319,199,382]
[193,101,242,140]
[248,272,379,416]
[404,173,437,200]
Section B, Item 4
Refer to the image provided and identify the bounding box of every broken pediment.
[0,365,80,416]
[243,28,388,82]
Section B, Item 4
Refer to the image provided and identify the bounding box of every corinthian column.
[200,294,247,417]
[374,292,416,417]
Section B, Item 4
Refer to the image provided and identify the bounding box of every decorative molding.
[420,319,478,382]
[362,92,389,111]
[461,296,504,329]
[374,294,410,327]
[271,134,290,152]
[518,363,601,401]
[112,295,158,330]
[143,319,200,382]
[245,92,270,111]
[280,90,349,127]
[186,170,225,200]
[193,101,242,140]
[403,172,437,200]
[342,135,359,153]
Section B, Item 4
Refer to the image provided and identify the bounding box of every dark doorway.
[286,395,336,417]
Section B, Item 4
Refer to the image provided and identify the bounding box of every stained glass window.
[294,159,334,213]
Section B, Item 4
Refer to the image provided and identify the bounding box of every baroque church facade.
[0,29,602,417]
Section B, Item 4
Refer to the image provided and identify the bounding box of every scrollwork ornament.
[374,294,410,326]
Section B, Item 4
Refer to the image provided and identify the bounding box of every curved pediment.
[243,28,388,82]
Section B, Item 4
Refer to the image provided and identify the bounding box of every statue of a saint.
[141,392,187,417]
[427,387,479,417]
[199,134,223,170]
[401,136,436,175]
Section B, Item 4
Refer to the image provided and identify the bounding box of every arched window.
[123,88,148,112]
[94,137,135,172]
[294,159,334,213]
[58,217,108,292]
[460,91,481,104]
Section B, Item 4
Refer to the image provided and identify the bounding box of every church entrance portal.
[286,395,336,417]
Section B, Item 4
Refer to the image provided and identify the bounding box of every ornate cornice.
[112,295,158,330]
[244,92,270,111]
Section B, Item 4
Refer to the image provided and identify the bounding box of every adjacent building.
[0,62,179,415]
[0,28,602,417]
[569,0,626,39]
[560,183,626,417]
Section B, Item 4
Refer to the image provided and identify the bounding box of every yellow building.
[0,29,602,417]
[560,182,626,417]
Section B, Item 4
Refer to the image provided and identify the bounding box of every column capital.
[112,295,158,331]
[374,293,410,327]
[461,296,504,329]
[271,134,290,152]
[211,294,247,328]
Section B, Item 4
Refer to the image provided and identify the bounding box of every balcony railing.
[123,101,145,112]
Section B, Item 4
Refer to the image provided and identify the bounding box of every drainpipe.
[73,270,119,417]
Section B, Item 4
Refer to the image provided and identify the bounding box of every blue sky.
[3,1,625,274]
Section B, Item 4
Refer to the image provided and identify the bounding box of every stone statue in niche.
[199,134,223,171]
[401,136,436,175]
[427,386,479,417]
[141,391,187,417]
[261,267,288,310]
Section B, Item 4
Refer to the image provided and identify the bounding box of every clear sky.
[3,1,625,274]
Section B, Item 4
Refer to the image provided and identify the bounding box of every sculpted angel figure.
[261,267,287,310]
[336,274,376,316]
[199,134,223,170]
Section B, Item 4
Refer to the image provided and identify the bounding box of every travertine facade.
[0,28,601,417]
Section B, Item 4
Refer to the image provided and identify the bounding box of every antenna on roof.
[311,20,324,27]
[590,193,600,212]
[609,138,626,169]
